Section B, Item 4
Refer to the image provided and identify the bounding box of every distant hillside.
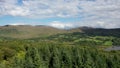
[0,25,66,39]
[0,25,120,39]
[78,27,120,37]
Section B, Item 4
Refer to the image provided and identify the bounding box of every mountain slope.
[69,27,120,37]
[0,25,120,39]
[0,25,66,39]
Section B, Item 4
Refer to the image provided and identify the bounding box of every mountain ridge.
[0,25,120,39]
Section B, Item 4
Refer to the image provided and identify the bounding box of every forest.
[0,28,120,68]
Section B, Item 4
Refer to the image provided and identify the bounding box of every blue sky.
[0,15,81,25]
[0,0,120,28]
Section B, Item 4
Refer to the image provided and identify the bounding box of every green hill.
[70,27,120,37]
[0,25,66,39]
[0,25,120,39]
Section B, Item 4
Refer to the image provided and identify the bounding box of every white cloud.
[9,23,26,25]
[77,21,120,29]
[0,0,120,28]
[1,0,119,18]
[49,21,74,29]
[7,7,29,16]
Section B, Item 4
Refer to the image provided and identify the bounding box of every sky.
[0,0,120,29]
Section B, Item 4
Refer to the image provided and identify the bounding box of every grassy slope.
[0,25,67,39]
[0,25,120,39]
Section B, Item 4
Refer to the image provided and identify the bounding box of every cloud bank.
[0,0,120,28]
[49,21,74,29]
